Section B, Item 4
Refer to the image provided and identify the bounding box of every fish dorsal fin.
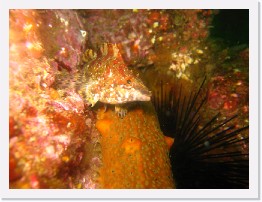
[82,49,97,62]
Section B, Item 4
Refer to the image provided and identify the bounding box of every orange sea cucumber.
[95,102,175,189]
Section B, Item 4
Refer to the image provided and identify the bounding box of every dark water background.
[210,9,249,46]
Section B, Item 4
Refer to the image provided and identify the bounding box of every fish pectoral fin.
[103,104,108,113]
[114,105,128,119]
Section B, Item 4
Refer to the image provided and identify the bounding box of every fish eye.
[127,79,131,84]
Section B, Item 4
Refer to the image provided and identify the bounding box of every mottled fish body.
[80,43,151,107]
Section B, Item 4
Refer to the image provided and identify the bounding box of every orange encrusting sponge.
[95,102,175,188]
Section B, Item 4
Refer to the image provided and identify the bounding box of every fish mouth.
[132,83,152,102]
[134,87,152,101]
[136,89,151,101]
[137,93,151,101]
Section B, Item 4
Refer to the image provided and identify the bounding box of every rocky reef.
[9,9,248,189]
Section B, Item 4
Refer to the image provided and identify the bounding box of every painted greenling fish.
[79,43,151,117]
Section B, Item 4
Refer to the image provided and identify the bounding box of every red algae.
[80,10,214,69]
[9,9,101,189]
[96,103,175,189]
